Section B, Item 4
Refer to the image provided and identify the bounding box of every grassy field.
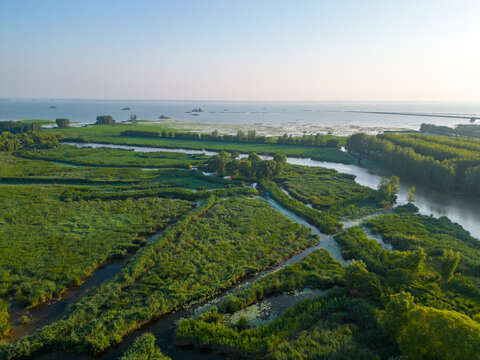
[45,125,355,164]
[278,164,375,209]
[174,210,480,360]
[19,120,56,125]
[18,144,209,168]
[0,185,193,309]
[1,197,319,357]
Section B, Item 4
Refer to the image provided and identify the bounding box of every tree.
[377,176,400,206]
[273,153,287,164]
[439,249,460,282]
[96,115,115,125]
[380,292,480,360]
[326,138,340,148]
[206,151,231,174]
[407,186,416,203]
[55,118,70,128]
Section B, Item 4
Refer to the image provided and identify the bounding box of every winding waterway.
[29,194,348,360]
[66,142,480,239]
[16,140,478,359]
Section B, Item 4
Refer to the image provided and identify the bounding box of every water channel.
[65,142,480,239]
[15,141,479,359]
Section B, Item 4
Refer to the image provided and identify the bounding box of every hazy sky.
[1,0,479,101]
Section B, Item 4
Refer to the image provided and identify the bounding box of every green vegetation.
[18,144,209,168]
[205,151,286,179]
[277,164,380,214]
[258,179,342,234]
[0,300,9,337]
[346,132,480,195]
[0,154,159,183]
[55,118,70,128]
[1,197,319,357]
[176,205,480,360]
[46,124,355,164]
[121,128,343,148]
[2,123,480,360]
[0,121,43,134]
[120,333,171,360]
[365,211,480,301]
[176,290,396,359]
[19,119,56,125]
[0,184,193,310]
[0,131,58,153]
[376,175,400,206]
[96,115,116,125]
[421,123,480,139]
[380,292,480,360]
[218,249,344,313]
[60,184,257,202]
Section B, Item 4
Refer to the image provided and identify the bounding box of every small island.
[121,107,131,110]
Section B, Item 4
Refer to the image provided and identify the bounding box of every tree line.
[346,133,480,195]
[205,151,286,179]
[121,129,341,148]
[0,131,58,153]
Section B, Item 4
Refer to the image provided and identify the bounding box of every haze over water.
[1,99,479,130]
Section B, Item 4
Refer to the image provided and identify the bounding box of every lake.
[1,99,479,132]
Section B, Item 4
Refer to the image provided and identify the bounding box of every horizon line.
[1,97,479,103]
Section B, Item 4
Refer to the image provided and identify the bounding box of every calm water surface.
[67,142,480,239]
[1,99,479,129]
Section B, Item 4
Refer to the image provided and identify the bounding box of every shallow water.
[27,196,346,360]
[8,232,164,341]
[2,99,478,129]
[66,142,480,239]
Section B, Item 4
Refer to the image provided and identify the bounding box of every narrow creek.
[64,142,480,239]
[28,194,351,360]
[16,141,478,359]
[8,231,163,342]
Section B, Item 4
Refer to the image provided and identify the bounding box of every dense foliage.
[0,185,193,310]
[277,164,379,213]
[177,208,480,360]
[55,118,70,128]
[120,333,171,360]
[205,151,286,179]
[1,197,319,357]
[176,291,396,359]
[18,144,209,168]
[258,179,342,234]
[121,129,342,148]
[0,131,58,153]
[0,121,42,134]
[346,132,480,195]
[421,123,480,139]
[46,124,355,163]
[218,249,344,313]
[96,115,116,125]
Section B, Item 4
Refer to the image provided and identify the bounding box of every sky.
[0,0,479,101]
